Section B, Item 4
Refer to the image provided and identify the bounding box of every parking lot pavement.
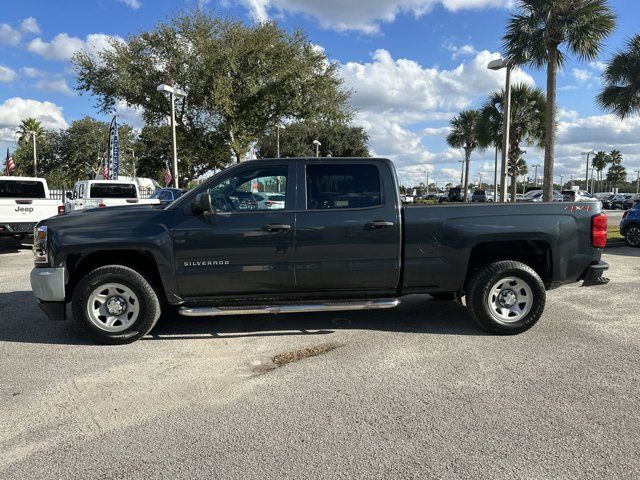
[1,241,639,479]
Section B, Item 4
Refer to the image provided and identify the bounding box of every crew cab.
[30,158,610,344]
[0,176,62,241]
[64,180,159,212]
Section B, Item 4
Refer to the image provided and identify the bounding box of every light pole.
[127,148,136,178]
[493,146,499,203]
[478,172,483,189]
[458,159,465,189]
[488,58,512,203]
[157,84,187,188]
[581,150,596,192]
[312,139,321,158]
[532,164,542,188]
[28,130,38,177]
[276,125,285,158]
[559,175,564,190]
[635,170,640,195]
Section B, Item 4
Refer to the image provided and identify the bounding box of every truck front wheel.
[466,261,546,335]
[71,265,161,344]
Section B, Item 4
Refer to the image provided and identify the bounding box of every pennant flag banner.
[108,116,120,180]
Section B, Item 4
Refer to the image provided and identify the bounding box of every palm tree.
[503,0,616,202]
[591,151,610,193]
[509,156,528,200]
[597,35,640,119]
[480,83,546,201]
[16,117,45,176]
[606,149,625,189]
[446,110,484,202]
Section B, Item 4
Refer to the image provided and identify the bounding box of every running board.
[178,299,400,317]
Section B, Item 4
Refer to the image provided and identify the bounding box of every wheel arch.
[66,250,166,302]
[466,240,553,289]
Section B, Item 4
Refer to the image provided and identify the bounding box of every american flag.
[5,149,15,175]
[102,161,109,180]
[164,167,172,186]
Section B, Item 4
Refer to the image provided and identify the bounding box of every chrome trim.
[30,267,66,302]
[179,298,400,317]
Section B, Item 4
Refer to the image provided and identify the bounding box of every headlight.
[33,225,49,265]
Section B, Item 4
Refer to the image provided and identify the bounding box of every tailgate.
[0,199,60,223]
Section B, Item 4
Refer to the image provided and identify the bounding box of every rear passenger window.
[306,164,382,210]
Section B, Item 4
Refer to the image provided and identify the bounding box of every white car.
[65,180,160,212]
[254,192,286,210]
[0,176,63,241]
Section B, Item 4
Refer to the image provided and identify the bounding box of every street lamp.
[581,150,596,192]
[458,159,465,190]
[635,170,640,195]
[488,57,513,203]
[559,174,564,189]
[157,84,187,188]
[425,169,430,195]
[276,125,285,158]
[532,164,542,188]
[127,148,136,178]
[312,139,321,158]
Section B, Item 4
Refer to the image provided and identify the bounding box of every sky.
[1,0,639,187]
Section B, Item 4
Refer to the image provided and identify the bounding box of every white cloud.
[238,0,514,33]
[0,24,22,46]
[0,97,68,143]
[20,17,41,35]
[0,65,17,83]
[572,68,594,84]
[444,43,478,59]
[34,78,75,96]
[20,67,45,78]
[115,100,145,130]
[27,33,123,62]
[589,61,607,72]
[119,0,142,9]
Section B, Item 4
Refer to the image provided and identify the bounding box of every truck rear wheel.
[466,260,545,335]
[71,265,161,344]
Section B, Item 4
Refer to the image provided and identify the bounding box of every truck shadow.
[0,239,29,254]
[0,292,484,345]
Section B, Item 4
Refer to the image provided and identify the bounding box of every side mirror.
[191,192,212,214]
[65,191,73,200]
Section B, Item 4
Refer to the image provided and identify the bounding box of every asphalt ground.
[0,240,638,479]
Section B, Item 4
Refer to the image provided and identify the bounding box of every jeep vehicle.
[0,176,63,241]
[64,179,159,212]
[31,158,610,344]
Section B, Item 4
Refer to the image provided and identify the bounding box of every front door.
[172,164,296,298]
[294,161,401,293]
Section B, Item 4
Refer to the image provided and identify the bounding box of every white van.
[0,176,62,240]
[65,180,160,212]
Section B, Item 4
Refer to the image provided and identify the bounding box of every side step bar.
[178,299,400,317]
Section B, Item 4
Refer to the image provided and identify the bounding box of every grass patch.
[271,343,337,367]
[608,225,624,242]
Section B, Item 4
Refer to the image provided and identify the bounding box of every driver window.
[208,166,288,213]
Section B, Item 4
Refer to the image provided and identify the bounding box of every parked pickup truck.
[30,158,610,344]
[0,176,62,241]
[64,179,159,212]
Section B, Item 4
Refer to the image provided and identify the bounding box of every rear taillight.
[57,205,65,215]
[98,203,106,208]
[592,213,607,248]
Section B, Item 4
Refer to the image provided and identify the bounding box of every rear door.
[171,163,296,298]
[294,161,401,293]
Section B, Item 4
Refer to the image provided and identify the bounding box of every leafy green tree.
[597,35,640,119]
[503,0,616,202]
[257,121,369,159]
[74,10,351,167]
[15,117,45,176]
[12,130,58,180]
[446,110,484,202]
[480,83,546,201]
[606,149,626,187]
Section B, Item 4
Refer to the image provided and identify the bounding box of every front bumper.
[30,267,67,321]
[581,261,610,287]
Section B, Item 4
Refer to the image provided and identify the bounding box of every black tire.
[72,265,161,345]
[624,224,640,248]
[466,260,546,335]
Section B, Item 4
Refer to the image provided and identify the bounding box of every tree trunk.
[543,46,558,202]
[463,147,472,202]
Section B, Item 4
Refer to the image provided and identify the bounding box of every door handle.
[365,220,395,230]
[262,224,292,232]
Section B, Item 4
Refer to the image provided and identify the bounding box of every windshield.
[0,180,46,198]
[90,183,138,199]
[524,190,542,198]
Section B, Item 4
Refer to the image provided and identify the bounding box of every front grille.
[3,223,36,233]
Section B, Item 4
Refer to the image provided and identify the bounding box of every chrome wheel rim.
[86,283,140,332]
[487,276,533,324]
[627,227,640,247]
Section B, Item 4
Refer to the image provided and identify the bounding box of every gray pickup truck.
[31,158,609,344]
